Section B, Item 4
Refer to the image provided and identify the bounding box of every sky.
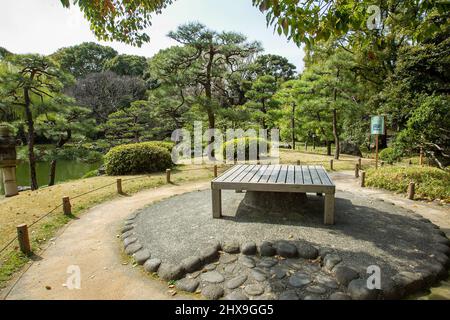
[0,0,305,72]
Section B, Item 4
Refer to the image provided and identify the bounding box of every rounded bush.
[379,147,402,164]
[104,142,173,175]
[221,137,270,161]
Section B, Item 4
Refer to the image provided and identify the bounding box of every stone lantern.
[0,125,18,197]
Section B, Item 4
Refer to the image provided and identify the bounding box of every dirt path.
[1,181,210,300]
[2,172,449,300]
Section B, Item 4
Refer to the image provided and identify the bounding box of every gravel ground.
[133,189,442,280]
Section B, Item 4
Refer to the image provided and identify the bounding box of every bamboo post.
[62,196,71,215]
[17,224,31,255]
[213,165,218,178]
[166,169,171,183]
[330,159,334,171]
[116,178,123,194]
[355,163,359,178]
[360,171,366,188]
[408,182,415,200]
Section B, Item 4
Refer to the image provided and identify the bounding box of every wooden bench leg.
[324,193,335,225]
[212,189,222,218]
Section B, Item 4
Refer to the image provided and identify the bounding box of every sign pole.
[375,134,379,169]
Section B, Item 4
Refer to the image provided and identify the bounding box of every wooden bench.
[211,164,336,225]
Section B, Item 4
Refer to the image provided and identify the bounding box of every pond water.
[0,160,102,195]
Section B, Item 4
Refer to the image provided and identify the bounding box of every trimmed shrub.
[221,137,270,161]
[366,166,450,202]
[104,142,173,175]
[379,147,402,164]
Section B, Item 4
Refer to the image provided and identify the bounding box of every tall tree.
[103,54,148,77]
[52,42,117,78]
[250,54,296,81]
[0,55,71,190]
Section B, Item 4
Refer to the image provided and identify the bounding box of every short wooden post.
[116,178,123,194]
[381,161,385,167]
[62,196,71,215]
[355,163,359,178]
[296,160,300,166]
[166,169,171,183]
[213,165,218,178]
[17,224,31,255]
[408,182,415,200]
[408,159,412,166]
[419,148,424,166]
[330,159,334,171]
[358,158,362,170]
[360,171,366,188]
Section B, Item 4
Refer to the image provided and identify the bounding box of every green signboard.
[370,116,385,135]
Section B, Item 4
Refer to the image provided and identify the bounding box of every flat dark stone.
[143,258,161,273]
[244,284,265,296]
[226,275,248,289]
[181,256,202,273]
[288,273,311,287]
[392,271,424,295]
[258,258,278,268]
[306,285,327,294]
[222,241,240,254]
[329,292,352,300]
[251,269,267,282]
[125,242,142,255]
[259,243,276,257]
[123,237,137,247]
[279,290,299,300]
[199,246,219,264]
[239,256,256,268]
[276,241,298,258]
[296,243,318,259]
[219,254,238,264]
[202,285,224,300]
[157,263,184,281]
[348,279,378,300]
[134,249,150,265]
[323,254,342,271]
[224,290,248,300]
[333,265,359,286]
[241,242,257,255]
[176,278,199,293]
[201,271,225,283]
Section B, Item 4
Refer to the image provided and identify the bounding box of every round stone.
[201,271,225,283]
[219,254,238,264]
[241,242,257,255]
[306,285,327,294]
[239,256,256,268]
[323,254,342,271]
[319,247,333,259]
[259,242,276,257]
[125,242,142,255]
[121,225,133,233]
[226,275,248,289]
[143,258,161,273]
[123,237,137,247]
[251,269,267,282]
[258,257,278,268]
[288,273,311,287]
[224,290,248,300]
[304,294,322,300]
[244,284,265,296]
[333,265,359,286]
[121,230,134,239]
[202,285,224,300]
[222,241,240,254]
[348,279,379,300]
[133,249,150,265]
[271,266,288,279]
[296,243,318,259]
[204,263,217,271]
[316,274,339,289]
[392,271,424,295]
[302,263,321,273]
[175,278,199,293]
[181,256,202,273]
[279,290,299,300]
[157,263,184,281]
[199,246,219,264]
[276,241,298,258]
[329,292,352,300]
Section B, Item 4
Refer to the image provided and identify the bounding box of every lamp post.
[0,125,18,197]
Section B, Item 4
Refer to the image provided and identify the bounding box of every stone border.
[121,210,450,300]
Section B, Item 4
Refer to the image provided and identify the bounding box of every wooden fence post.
[381,161,385,167]
[360,171,366,188]
[296,160,300,166]
[419,148,424,166]
[166,169,171,183]
[355,163,359,178]
[408,182,415,200]
[17,224,31,255]
[358,158,362,170]
[330,159,334,171]
[213,165,218,178]
[116,178,123,194]
[62,196,71,215]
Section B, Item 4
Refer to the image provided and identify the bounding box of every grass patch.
[366,166,450,202]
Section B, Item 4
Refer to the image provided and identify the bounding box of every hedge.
[104,142,173,175]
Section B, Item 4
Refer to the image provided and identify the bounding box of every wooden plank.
[294,165,303,184]
[232,164,255,182]
[223,164,248,182]
[213,164,243,182]
[285,165,295,184]
[302,165,312,184]
[212,181,335,193]
[314,165,333,186]
[267,165,281,183]
[241,165,261,183]
[276,165,288,183]
[309,166,322,185]
[259,165,275,183]
[249,165,268,183]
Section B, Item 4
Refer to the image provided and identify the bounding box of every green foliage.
[52,42,117,78]
[82,169,99,178]
[104,142,173,175]
[249,54,296,81]
[366,166,450,202]
[103,54,148,77]
[379,147,402,164]
[221,137,270,161]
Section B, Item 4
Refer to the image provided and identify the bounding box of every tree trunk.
[291,104,296,150]
[332,108,340,160]
[23,88,38,190]
[48,159,57,186]
[327,141,332,156]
